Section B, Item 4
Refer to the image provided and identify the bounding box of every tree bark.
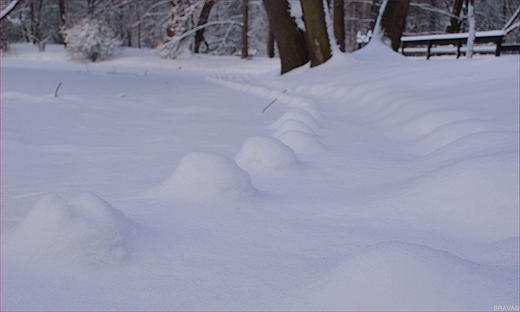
[446,0,464,33]
[263,0,309,74]
[333,0,345,52]
[194,0,215,53]
[379,0,410,51]
[241,0,248,59]
[300,0,331,67]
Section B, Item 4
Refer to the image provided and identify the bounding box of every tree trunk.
[194,0,215,53]
[241,0,248,59]
[30,0,44,45]
[446,0,464,33]
[263,0,309,74]
[87,0,94,17]
[57,0,66,44]
[333,0,345,52]
[379,0,409,51]
[300,0,331,67]
[466,0,475,59]
[267,26,275,58]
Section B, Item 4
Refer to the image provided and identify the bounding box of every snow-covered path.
[1,44,519,310]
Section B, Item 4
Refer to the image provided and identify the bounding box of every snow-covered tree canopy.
[62,17,122,62]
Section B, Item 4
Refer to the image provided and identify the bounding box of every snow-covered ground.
[1,43,519,311]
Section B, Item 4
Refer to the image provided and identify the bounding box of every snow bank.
[382,154,519,241]
[235,136,298,171]
[150,152,257,203]
[286,241,519,311]
[4,192,139,269]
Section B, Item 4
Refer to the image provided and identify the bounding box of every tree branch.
[409,2,460,20]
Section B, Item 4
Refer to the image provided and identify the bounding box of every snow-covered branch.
[409,2,460,21]
[1,0,19,20]
[154,19,243,58]
[503,6,520,33]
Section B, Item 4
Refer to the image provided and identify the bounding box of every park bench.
[400,7,519,59]
[399,30,515,59]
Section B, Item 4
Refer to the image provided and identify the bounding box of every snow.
[1,43,519,311]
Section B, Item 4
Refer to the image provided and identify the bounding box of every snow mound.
[151,152,257,202]
[287,241,518,311]
[296,104,322,120]
[4,192,139,269]
[235,136,298,170]
[351,37,408,63]
[277,130,326,154]
[271,119,317,138]
[268,109,320,133]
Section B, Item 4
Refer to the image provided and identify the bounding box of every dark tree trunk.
[30,0,44,45]
[300,0,331,67]
[380,0,410,52]
[446,0,464,33]
[87,0,95,17]
[267,26,275,58]
[59,0,65,26]
[333,0,345,52]
[241,0,248,59]
[57,0,66,44]
[194,0,215,53]
[263,0,309,74]
[138,23,141,49]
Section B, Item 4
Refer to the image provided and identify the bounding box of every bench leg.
[427,41,432,59]
[495,37,502,57]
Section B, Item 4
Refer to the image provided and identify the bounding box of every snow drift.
[3,192,139,269]
[286,241,519,311]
